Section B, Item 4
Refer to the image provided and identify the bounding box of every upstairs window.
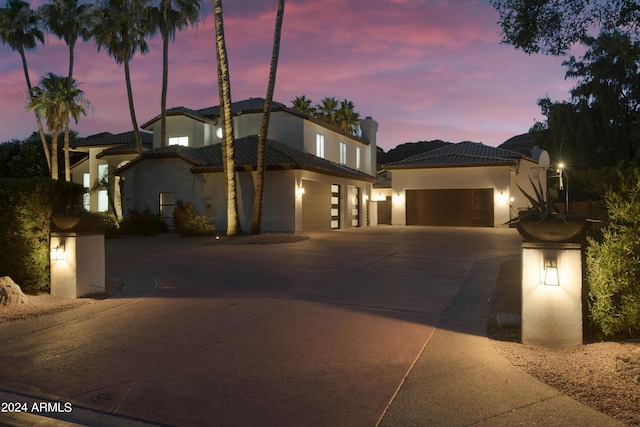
[356,146,361,170]
[169,136,189,146]
[340,142,347,164]
[316,134,325,158]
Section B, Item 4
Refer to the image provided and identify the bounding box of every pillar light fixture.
[543,258,559,286]
[51,244,66,261]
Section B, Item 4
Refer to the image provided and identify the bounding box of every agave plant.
[506,177,560,225]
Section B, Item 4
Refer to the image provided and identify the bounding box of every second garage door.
[406,188,493,227]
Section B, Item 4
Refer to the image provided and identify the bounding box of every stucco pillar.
[50,232,105,298]
[521,242,583,347]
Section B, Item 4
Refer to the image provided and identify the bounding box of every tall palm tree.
[316,97,339,126]
[92,0,149,154]
[291,95,314,115]
[337,99,360,135]
[214,0,240,236]
[0,0,51,173]
[251,0,285,235]
[26,73,89,180]
[148,0,201,147]
[39,0,94,181]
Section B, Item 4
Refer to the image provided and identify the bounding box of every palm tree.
[251,0,285,235]
[337,99,360,135]
[39,0,94,181]
[147,0,201,147]
[291,95,314,115]
[214,0,241,236]
[26,73,89,180]
[92,0,149,154]
[0,0,51,173]
[316,97,339,126]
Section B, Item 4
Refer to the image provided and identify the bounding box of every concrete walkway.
[0,227,621,426]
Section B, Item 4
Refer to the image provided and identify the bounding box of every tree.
[291,95,315,115]
[316,97,339,126]
[251,0,285,235]
[39,0,94,181]
[92,0,150,154]
[336,99,360,135]
[147,0,201,147]
[490,0,639,56]
[26,73,89,180]
[0,0,51,172]
[213,0,241,236]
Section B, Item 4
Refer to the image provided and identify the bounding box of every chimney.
[359,116,378,146]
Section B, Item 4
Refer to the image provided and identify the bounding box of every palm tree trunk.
[161,30,169,147]
[64,117,71,182]
[214,0,241,236]
[51,128,59,180]
[20,48,51,173]
[124,59,143,153]
[251,0,285,235]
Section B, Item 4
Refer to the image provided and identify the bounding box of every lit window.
[98,164,108,182]
[168,136,189,146]
[316,134,325,158]
[98,190,108,212]
[83,173,90,188]
[160,192,176,219]
[340,142,347,164]
[356,147,361,170]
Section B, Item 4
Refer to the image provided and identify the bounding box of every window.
[168,136,188,146]
[82,173,90,211]
[160,192,176,219]
[356,146,361,170]
[316,134,325,158]
[97,164,108,212]
[340,142,347,164]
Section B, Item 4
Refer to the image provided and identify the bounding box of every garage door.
[406,189,493,227]
[302,180,332,231]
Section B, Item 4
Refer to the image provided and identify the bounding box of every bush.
[97,213,122,239]
[120,208,168,236]
[173,200,215,237]
[586,167,640,337]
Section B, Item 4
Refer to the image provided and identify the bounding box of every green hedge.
[0,178,84,293]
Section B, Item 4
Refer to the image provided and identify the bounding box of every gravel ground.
[488,258,640,426]
[2,236,638,426]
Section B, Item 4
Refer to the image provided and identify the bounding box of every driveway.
[0,226,521,426]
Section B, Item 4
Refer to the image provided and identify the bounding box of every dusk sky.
[0,0,578,151]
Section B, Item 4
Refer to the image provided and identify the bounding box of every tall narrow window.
[356,146,361,170]
[83,173,90,211]
[160,192,176,220]
[168,136,188,146]
[97,164,108,212]
[340,142,347,164]
[316,134,325,158]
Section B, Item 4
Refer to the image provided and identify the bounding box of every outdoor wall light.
[296,187,305,196]
[51,245,66,261]
[543,258,559,286]
[363,194,369,201]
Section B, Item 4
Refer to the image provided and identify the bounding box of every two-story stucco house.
[116,98,378,233]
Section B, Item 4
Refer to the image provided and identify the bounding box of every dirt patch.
[488,258,640,426]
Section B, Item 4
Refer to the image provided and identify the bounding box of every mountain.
[377,140,451,165]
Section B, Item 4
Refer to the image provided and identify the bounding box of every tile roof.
[73,131,153,148]
[384,141,526,169]
[142,98,288,128]
[117,136,376,182]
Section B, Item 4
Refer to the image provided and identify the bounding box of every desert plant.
[120,208,168,236]
[173,199,198,231]
[181,215,215,237]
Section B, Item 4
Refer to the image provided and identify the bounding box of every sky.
[0,0,578,151]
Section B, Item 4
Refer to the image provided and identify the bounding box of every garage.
[302,180,332,231]
[406,188,493,227]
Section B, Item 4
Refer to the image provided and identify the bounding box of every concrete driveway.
[0,226,522,426]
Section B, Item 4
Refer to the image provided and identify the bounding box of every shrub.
[173,200,215,237]
[586,167,640,337]
[120,208,168,236]
[97,213,122,239]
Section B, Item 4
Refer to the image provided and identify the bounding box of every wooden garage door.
[406,189,493,227]
[302,180,331,231]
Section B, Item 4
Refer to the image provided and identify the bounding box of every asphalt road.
[0,226,523,426]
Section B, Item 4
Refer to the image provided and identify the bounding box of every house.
[116,98,379,233]
[375,141,549,227]
[70,131,152,217]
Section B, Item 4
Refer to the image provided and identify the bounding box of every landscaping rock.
[0,277,28,307]
[615,348,640,384]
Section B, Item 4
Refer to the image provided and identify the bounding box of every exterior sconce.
[363,194,369,201]
[543,258,559,286]
[51,244,66,261]
[498,191,507,203]
[296,187,305,196]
